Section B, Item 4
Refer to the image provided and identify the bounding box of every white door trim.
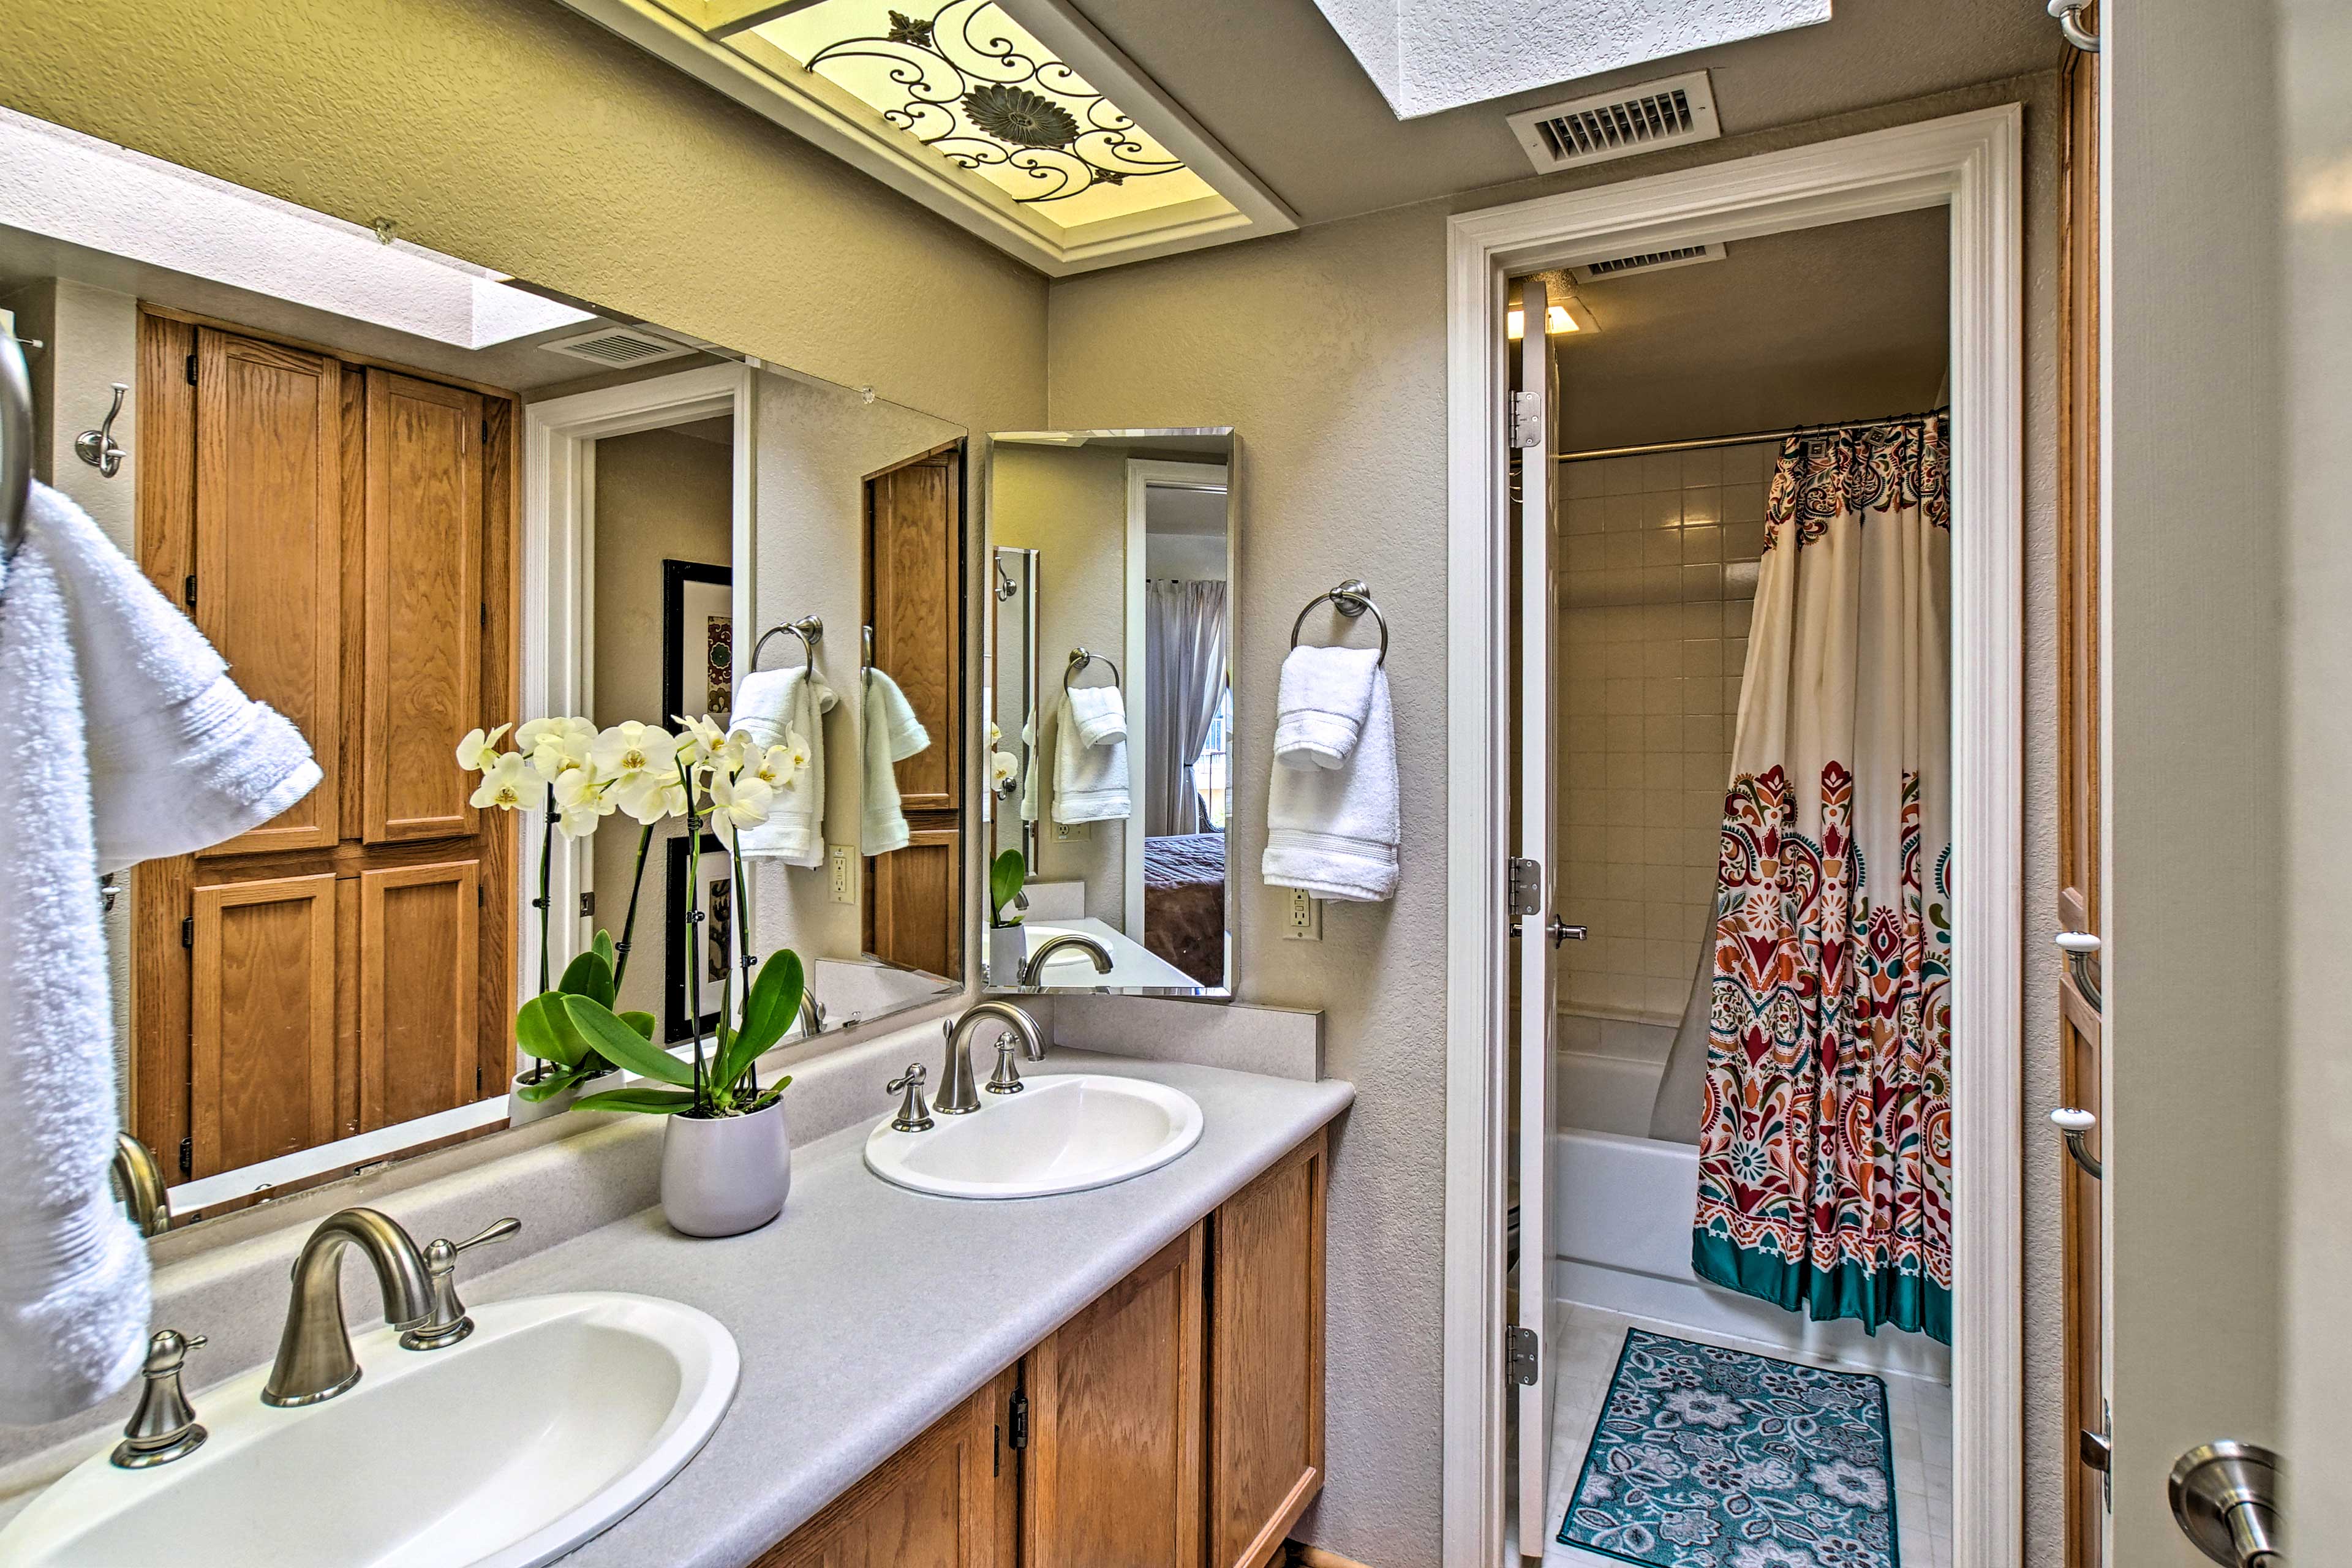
[1441,105,2024,1567]
[518,362,758,1008]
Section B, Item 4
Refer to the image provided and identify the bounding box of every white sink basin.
[865,1073,1204,1199]
[0,1292,738,1568]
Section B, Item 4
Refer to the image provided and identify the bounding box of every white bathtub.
[1551,1050,1951,1383]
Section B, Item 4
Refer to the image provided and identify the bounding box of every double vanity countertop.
[451,1049,1349,1568]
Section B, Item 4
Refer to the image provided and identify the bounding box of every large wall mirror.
[0,106,968,1226]
[980,429,1235,997]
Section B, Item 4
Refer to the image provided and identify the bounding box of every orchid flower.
[455,723,512,773]
[706,768,775,834]
[589,721,673,792]
[517,715,597,780]
[551,764,615,839]
[672,714,739,772]
[469,751,547,812]
[990,750,1020,792]
[614,767,688,825]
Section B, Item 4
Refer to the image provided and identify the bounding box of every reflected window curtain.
[1143,579,1228,835]
[1694,415,1954,1344]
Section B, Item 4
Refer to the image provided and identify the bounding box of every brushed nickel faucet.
[260,1208,434,1407]
[399,1217,521,1351]
[1016,931,1113,987]
[111,1329,207,1469]
[935,1000,1044,1115]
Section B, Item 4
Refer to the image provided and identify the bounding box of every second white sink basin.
[0,1292,737,1568]
[866,1073,1204,1199]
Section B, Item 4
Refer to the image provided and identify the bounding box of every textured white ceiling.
[1312,0,1831,119]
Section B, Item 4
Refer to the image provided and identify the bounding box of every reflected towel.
[1053,690,1130,824]
[1273,645,1381,771]
[1019,708,1041,824]
[1262,667,1398,902]
[1066,684,1126,748]
[861,668,929,856]
[731,665,835,866]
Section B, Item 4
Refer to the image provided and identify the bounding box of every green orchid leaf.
[515,992,585,1067]
[562,995,693,1085]
[572,1087,696,1115]
[990,850,1025,921]
[514,1064,590,1102]
[559,949,617,1008]
[619,1009,657,1040]
[728,949,804,1085]
[592,929,616,974]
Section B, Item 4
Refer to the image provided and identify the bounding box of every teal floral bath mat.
[1558,1328,1899,1568]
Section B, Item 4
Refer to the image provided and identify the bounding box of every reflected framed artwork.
[663,559,734,727]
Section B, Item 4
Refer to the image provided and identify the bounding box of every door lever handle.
[2171,1442,2283,1567]
[1548,919,1586,948]
[2050,1107,2102,1180]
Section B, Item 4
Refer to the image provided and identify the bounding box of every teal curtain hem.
[1693,1229,1951,1346]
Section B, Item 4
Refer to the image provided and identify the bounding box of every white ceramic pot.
[989,924,1027,985]
[507,1070,578,1125]
[660,1099,792,1238]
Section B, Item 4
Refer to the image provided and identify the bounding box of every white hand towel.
[861,668,930,856]
[35,483,319,869]
[1262,666,1398,902]
[1019,707,1041,824]
[1066,684,1127,748]
[1053,691,1131,824]
[0,516,151,1424]
[1273,645,1382,771]
[731,665,835,866]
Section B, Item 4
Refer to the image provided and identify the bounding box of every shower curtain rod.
[1555,406,1950,464]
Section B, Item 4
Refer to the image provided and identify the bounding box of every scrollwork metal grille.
[802,0,1188,205]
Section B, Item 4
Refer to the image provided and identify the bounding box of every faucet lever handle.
[451,1216,522,1256]
[986,1038,1026,1096]
[887,1063,934,1133]
[401,1217,520,1353]
[113,1329,208,1469]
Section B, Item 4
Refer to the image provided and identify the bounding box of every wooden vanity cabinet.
[755,1127,1327,1568]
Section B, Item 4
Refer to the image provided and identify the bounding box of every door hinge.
[1507,1325,1540,1387]
[1510,390,1544,450]
[481,418,490,446]
[477,1065,484,1093]
[183,575,197,609]
[580,891,596,919]
[1508,856,1543,918]
[184,352,197,386]
[177,1136,192,1176]
[1007,1390,1030,1450]
[179,916,194,948]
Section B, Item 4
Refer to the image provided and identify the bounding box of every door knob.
[2170,1442,2283,1567]
[1548,918,1586,948]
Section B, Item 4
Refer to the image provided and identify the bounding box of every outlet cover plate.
[1283,886,1322,941]
[828,844,856,905]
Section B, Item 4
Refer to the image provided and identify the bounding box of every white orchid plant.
[456,714,812,1115]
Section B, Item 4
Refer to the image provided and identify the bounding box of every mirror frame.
[980,427,1238,1000]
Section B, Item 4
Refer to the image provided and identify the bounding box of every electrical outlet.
[1282,886,1322,941]
[1054,818,1090,842]
[827,844,856,905]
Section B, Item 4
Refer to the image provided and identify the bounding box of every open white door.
[1513,277,1567,1554]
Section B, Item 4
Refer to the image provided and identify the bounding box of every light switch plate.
[828,844,856,905]
[1282,886,1322,941]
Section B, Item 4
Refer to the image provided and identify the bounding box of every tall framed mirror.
[979,429,1235,997]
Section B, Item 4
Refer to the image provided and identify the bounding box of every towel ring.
[1290,578,1388,667]
[1065,647,1121,693]
[861,624,875,681]
[750,616,823,673]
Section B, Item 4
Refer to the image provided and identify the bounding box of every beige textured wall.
[0,0,1045,429]
[590,426,733,1023]
[1046,72,2065,1566]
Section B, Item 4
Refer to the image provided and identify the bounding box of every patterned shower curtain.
[1692,415,1953,1344]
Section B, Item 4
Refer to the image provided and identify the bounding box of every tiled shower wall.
[1555,440,1777,1035]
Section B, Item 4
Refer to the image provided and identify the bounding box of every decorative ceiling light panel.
[559,0,1295,275]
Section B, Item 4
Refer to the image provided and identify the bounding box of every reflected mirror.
[980,429,1235,996]
[0,105,967,1226]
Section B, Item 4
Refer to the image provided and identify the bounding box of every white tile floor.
[1533,1302,1953,1568]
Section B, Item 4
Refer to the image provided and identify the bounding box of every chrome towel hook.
[76,383,128,478]
[2056,930,2103,1012]
[1290,578,1389,666]
[2049,0,2098,53]
[749,616,823,673]
[2049,1107,2102,1181]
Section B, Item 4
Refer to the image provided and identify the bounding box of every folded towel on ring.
[1262,665,1398,902]
[1273,645,1381,771]
[1066,683,1126,748]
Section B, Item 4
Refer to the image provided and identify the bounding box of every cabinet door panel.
[359,859,480,1130]
[364,370,483,844]
[195,329,341,854]
[1025,1224,1204,1568]
[189,873,338,1177]
[865,447,962,813]
[1210,1131,1329,1568]
[754,1372,1009,1568]
[867,826,962,981]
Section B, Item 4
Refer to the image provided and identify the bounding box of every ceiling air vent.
[1570,242,1728,283]
[539,325,696,368]
[1506,70,1721,174]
